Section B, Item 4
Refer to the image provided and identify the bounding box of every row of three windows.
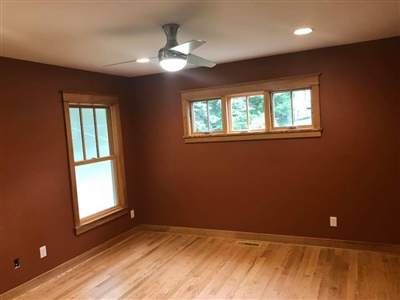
[181,74,321,143]
[192,89,312,134]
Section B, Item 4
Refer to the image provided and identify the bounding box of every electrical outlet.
[330,216,337,227]
[40,246,47,258]
[14,258,20,269]
[130,210,135,219]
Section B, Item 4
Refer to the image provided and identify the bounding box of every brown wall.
[131,37,399,245]
[0,37,399,294]
[0,58,141,293]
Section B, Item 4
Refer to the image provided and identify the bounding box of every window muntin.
[181,74,321,143]
[229,94,265,131]
[272,89,312,128]
[62,92,127,234]
[191,99,223,133]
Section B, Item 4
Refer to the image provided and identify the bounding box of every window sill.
[184,128,322,144]
[75,207,129,235]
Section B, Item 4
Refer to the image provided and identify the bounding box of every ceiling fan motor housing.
[161,23,180,50]
[158,23,187,70]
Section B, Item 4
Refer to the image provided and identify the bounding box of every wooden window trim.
[181,74,322,143]
[62,91,128,235]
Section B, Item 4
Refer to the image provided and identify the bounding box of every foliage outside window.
[272,89,312,128]
[181,74,321,143]
[229,94,265,131]
[191,99,223,133]
[62,92,128,234]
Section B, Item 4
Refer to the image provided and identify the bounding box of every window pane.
[69,108,84,161]
[293,89,312,126]
[82,108,98,159]
[272,92,292,127]
[95,109,110,157]
[248,95,265,130]
[231,97,247,131]
[75,160,117,219]
[208,99,223,132]
[192,101,208,132]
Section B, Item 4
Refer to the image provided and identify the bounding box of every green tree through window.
[272,89,312,127]
[231,95,265,131]
[272,92,292,127]
[192,99,222,133]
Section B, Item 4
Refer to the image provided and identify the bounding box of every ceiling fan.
[104,23,216,72]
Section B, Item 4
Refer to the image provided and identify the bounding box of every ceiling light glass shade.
[294,28,314,35]
[160,58,187,72]
[158,49,187,72]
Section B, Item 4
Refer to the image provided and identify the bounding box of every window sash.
[228,94,266,132]
[270,89,313,130]
[190,99,223,134]
[75,158,118,219]
[69,106,114,162]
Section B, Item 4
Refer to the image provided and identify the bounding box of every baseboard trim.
[0,226,141,300]
[140,224,400,254]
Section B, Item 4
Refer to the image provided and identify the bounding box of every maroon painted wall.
[0,58,141,293]
[131,37,399,245]
[0,37,399,294]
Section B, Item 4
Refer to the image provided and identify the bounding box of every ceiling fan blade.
[103,59,137,67]
[170,40,205,54]
[187,53,216,68]
[103,57,156,67]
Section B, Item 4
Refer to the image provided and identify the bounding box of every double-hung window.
[181,74,321,143]
[62,92,127,234]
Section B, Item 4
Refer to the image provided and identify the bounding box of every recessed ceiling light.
[294,28,314,35]
[136,58,150,63]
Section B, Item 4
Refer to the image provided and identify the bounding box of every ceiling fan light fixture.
[160,58,187,72]
[158,49,187,72]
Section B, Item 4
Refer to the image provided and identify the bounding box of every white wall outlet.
[330,216,337,227]
[130,210,135,219]
[39,246,47,258]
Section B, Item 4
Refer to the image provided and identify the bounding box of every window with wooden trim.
[181,74,321,143]
[62,92,128,234]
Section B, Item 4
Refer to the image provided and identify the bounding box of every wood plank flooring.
[14,230,400,299]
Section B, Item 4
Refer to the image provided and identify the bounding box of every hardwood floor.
[14,230,400,299]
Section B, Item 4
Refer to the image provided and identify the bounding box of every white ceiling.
[1,0,399,78]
